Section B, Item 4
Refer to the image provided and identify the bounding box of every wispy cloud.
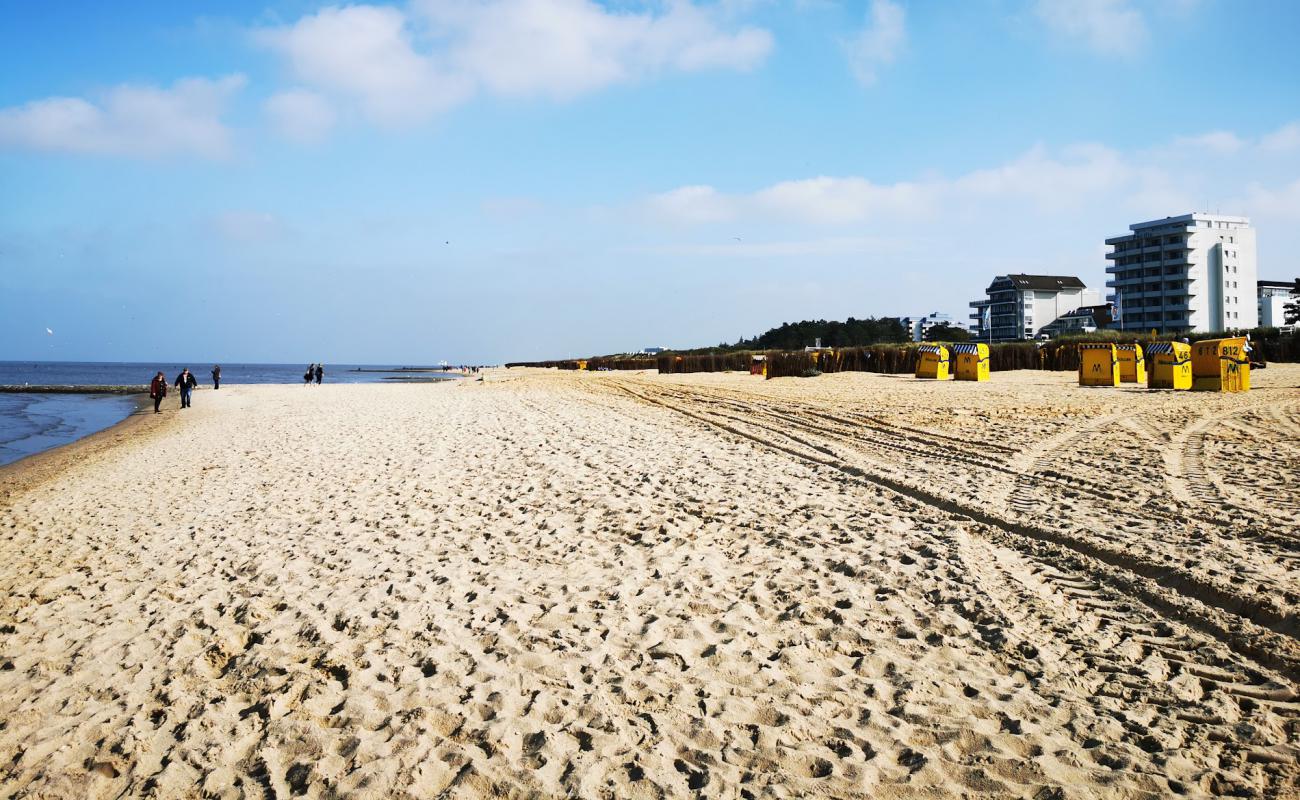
[843,0,906,86]
[0,75,245,159]
[256,1,773,129]
[1247,178,1300,221]
[1260,122,1300,154]
[637,122,1300,304]
[646,143,1131,225]
[1033,0,1147,55]
[1171,130,1245,154]
[263,89,338,144]
[630,236,892,258]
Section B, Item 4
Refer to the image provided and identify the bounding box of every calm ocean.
[0,361,463,467]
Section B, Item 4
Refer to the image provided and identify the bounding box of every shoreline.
[0,392,157,504]
[0,385,147,394]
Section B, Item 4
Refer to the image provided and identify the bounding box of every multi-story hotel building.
[968,274,1099,341]
[1258,279,1295,328]
[1105,213,1257,334]
[900,311,957,342]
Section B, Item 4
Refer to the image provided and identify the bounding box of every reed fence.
[504,360,583,370]
[584,357,658,371]
[656,352,756,374]
[508,330,1297,376]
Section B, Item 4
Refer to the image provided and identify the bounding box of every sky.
[2,0,1298,364]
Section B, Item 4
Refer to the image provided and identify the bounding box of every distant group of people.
[147,363,331,414]
[147,365,222,413]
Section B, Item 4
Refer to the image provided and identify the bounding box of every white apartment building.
[899,311,957,342]
[1258,280,1294,328]
[969,275,1100,341]
[1037,304,1114,338]
[1105,213,1257,334]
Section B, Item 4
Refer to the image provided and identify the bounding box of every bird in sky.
[732,237,742,242]
[45,327,53,335]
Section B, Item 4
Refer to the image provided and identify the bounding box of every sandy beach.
[1,368,1298,798]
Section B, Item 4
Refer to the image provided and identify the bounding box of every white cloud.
[633,236,891,258]
[648,143,1131,225]
[257,1,772,127]
[0,75,245,159]
[1260,122,1300,154]
[754,176,928,223]
[1247,179,1300,221]
[954,143,1127,203]
[843,0,905,86]
[647,185,740,224]
[256,5,470,126]
[1033,0,1147,55]
[1171,130,1245,154]
[445,0,771,97]
[264,89,338,143]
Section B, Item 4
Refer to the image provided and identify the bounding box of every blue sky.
[2,0,1298,363]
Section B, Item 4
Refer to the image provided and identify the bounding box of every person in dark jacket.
[211,365,222,390]
[304,364,314,386]
[314,363,324,384]
[149,371,168,413]
[175,368,197,408]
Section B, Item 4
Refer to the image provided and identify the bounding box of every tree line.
[732,317,909,350]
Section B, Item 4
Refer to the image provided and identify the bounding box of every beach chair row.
[1076,338,1249,392]
[909,339,1250,392]
[915,343,989,381]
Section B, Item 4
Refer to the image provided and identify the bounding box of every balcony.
[1106,274,1144,288]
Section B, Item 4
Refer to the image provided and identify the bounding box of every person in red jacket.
[149,371,168,413]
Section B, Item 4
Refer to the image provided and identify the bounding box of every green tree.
[924,322,971,342]
[732,316,909,350]
[1285,278,1300,326]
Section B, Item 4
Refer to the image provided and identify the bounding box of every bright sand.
[1,368,1298,798]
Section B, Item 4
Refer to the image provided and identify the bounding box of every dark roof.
[1060,304,1111,318]
[1258,279,1294,288]
[1005,274,1086,290]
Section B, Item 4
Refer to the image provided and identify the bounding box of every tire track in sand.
[603,377,1300,684]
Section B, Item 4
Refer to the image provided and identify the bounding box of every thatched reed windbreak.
[504,360,583,370]
[1255,333,1299,363]
[657,352,755,374]
[585,357,658,371]
[508,330,1298,376]
[504,357,657,371]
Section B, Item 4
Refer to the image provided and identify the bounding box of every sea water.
[0,361,464,387]
[0,361,464,467]
[0,392,139,467]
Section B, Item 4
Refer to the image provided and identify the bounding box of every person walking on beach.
[149,371,168,413]
[174,368,197,408]
[211,365,221,390]
[314,363,324,385]
[304,364,315,386]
